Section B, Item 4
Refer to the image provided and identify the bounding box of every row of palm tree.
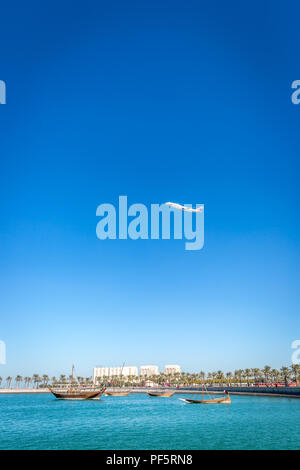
[0,374,93,389]
[1,365,299,389]
[95,364,300,388]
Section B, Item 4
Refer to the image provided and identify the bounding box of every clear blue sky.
[0,1,299,378]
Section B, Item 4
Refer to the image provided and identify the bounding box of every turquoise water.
[0,393,299,450]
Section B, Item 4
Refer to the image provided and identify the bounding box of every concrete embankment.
[176,386,300,398]
[131,387,300,398]
[204,386,300,398]
[1,386,300,398]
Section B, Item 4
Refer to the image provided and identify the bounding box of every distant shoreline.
[1,386,300,398]
[0,389,49,394]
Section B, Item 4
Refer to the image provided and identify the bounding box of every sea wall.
[180,386,300,397]
[0,388,49,394]
[1,386,300,397]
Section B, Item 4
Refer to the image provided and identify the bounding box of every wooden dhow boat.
[49,365,106,400]
[181,390,231,404]
[104,361,131,396]
[148,390,175,397]
[49,388,106,400]
[105,390,131,396]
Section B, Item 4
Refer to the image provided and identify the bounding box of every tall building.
[93,366,138,383]
[165,365,181,375]
[140,365,159,376]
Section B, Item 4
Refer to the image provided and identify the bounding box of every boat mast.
[71,364,75,391]
[120,361,125,387]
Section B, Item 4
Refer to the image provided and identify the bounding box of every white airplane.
[165,202,203,213]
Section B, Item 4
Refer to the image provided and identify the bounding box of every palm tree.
[6,376,12,388]
[15,375,23,388]
[32,374,41,388]
[251,368,261,384]
[199,371,206,385]
[290,364,300,384]
[216,370,224,385]
[24,377,30,388]
[180,372,186,385]
[42,375,49,387]
[211,372,217,385]
[234,370,244,386]
[280,367,291,386]
[244,369,252,386]
[0,376,2,388]
[262,365,272,384]
[226,372,233,386]
[271,369,280,384]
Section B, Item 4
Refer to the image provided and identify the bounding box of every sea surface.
[0,393,299,450]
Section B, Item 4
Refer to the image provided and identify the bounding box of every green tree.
[262,365,272,384]
[199,371,206,385]
[216,370,224,384]
[251,368,261,384]
[280,367,291,386]
[59,374,66,384]
[271,369,280,384]
[15,375,23,388]
[24,377,30,388]
[6,376,12,388]
[234,370,244,386]
[42,375,49,386]
[290,364,300,384]
[211,372,217,384]
[226,372,233,386]
[32,374,41,388]
[244,369,252,386]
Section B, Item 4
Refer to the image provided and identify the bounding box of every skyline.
[0,363,300,382]
[1,363,299,387]
[1,1,299,378]
[1,357,299,380]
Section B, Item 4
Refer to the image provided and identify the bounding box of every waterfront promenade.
[1,386,300,397]
[0,388,49,394]
[180,386,300,398]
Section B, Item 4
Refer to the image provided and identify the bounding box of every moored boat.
[49,387,106,400]
[181,391,231,404]
[48,365,106,400]
[103,361,131,397]
[105,390,131,396]
[148,390,175,397]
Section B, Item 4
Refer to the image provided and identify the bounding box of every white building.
[93,366,138,383]
[165,365,181,375]
[140,365,159,377]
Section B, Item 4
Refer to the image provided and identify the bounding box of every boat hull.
[49,387,105,400]
[148,391,175,397]
[182,395,231,404]
[105,391,131,396]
